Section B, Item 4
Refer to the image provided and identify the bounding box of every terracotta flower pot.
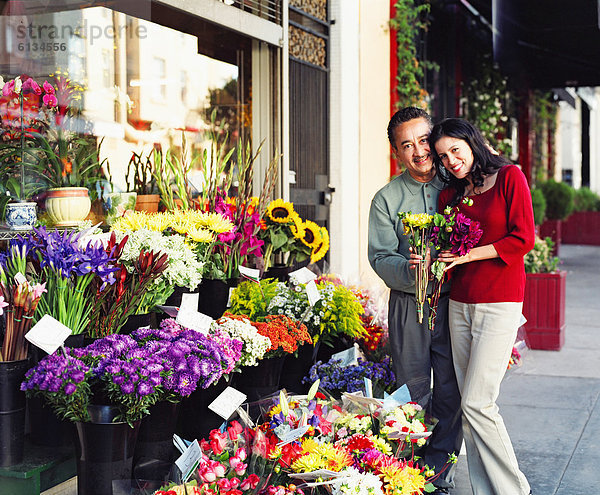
[134,194,161,213]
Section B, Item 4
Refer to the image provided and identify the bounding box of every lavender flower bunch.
[303,357,395,398]
[29,227,119,335]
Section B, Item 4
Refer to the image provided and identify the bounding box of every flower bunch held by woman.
[28,226,119,335]
[0,238,46,361]
[87,231,168,337]
[397,212,434,324]
[427,200,483,330]
[430,118,534,494]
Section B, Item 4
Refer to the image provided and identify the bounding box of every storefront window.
[0,4,252,201]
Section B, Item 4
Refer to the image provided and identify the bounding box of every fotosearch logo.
[15,19,147,45]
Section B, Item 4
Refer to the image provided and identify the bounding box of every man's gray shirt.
[368,171,444,293]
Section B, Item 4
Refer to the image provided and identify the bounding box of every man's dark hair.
[387,107,433,149]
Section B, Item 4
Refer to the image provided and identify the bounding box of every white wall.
[329,0,390,288]
[555,98,582,186]
[589,88,600,194]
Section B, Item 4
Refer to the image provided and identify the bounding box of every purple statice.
[209,328,243,374]
[449,213,483,256]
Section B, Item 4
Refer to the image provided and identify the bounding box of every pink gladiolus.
[32,282,47,300]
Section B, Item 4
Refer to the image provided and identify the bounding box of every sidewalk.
[451,244,600,495]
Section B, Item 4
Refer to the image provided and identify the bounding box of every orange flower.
[61,157,72,177]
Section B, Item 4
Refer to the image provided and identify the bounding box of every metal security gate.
[288,0,331,236]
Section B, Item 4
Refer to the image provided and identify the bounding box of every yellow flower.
[300,220,322,249]
[266,199,296,223]
[111,211,150,232]
[378,463,427,495]
[289,212,305,239]
[310,226,330,263]
[371,435,393,455]
[402,213,433,229]
[291,440,352,473]
[198,211,235,234]
[146,212,173,232]
[187,227,215,243]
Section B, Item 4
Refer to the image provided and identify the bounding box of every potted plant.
[0,75,49,230]
[126,149,160,213]
[539,179,575,255]
[29,74,106,227]
[522,236,566,350]
[561,187,600,245]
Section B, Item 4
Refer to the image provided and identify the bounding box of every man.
[368,107,462,494]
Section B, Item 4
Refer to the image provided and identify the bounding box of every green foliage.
[389,0,437,109]
[531,188,547,226]
[524,236,560,274]
[318,284,366,347]
[540,179,574,220]
[573,187,600,212]
[228,278,280,321]
[462,53,514,157]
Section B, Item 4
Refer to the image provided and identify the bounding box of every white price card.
[305,280,321,306]
[341,391,383,408]
[208,386,247,420]
[239,265,260,281]
[277,425,310,446]
[179,292,199,312]
[14,272,27,285]
[177,308,213,334]
[25,315,72,355]
[157,305,179,318]
[175,439,202,482]
[289,267,317,285]
[332,346,360,367]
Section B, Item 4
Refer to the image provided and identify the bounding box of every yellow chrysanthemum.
[289,212,305,240]
[300,220,322,249]
[198,212,236,234]
[310,226,330,264]
[145,212,173,232]
[291,452,326,473]
[379,463,427,495]
[372,435,393,455]
[291,440,352,473]
[112,211,150,232]
[266,198,296,223]
[402,213,433,229]
[186,227,215,243]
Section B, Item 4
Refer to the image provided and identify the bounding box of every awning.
[492,0,600,88]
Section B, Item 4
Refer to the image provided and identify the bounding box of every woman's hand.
[437,250,470,272]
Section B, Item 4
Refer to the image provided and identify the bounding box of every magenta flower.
[42,93,58,108]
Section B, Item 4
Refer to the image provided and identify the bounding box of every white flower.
[331,467,384,495]
[14,76,22,94]
[212,317,270,366]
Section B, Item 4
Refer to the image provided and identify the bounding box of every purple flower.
[450,213,483,256]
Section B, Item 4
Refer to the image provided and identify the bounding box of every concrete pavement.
[452,244,600,495]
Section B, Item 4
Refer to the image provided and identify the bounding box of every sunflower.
[289,212,305,239]
[300,220,322,249]
[266,199,296,223]
[310,226,330,263]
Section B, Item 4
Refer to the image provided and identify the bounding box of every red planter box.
[562,211,600,245]
[522,271,566,351]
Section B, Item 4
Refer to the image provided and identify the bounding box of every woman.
[429,118,534,495]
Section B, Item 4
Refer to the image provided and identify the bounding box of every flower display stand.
[522,271,566,351]
[0,440,76,495]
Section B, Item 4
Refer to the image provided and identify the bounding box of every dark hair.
[429,118,509,205]
[387,107,432,149]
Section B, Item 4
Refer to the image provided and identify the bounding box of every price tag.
[208,386,247,420]
[364,377,373,398]
[180,292,199,312]
[332,346,360,367]
[289,267,317,285]
[14,272,27,285]
[177,308,213,334]
[277,425,310,446]
[157,305,179,318]
[227,287,235,307]
[239,265,260,281]
[305,280,321,306]
[175,439,202,482]
[25,315,72,355]
[382,384,412,409]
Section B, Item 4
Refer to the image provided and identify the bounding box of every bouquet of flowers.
[0,239,46,361]
[211,314,271,368]
[259,199,330,270]
[250,315,312,358]
[398,212,434,323]
[429,198,483,330]
[303,357,395,399]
